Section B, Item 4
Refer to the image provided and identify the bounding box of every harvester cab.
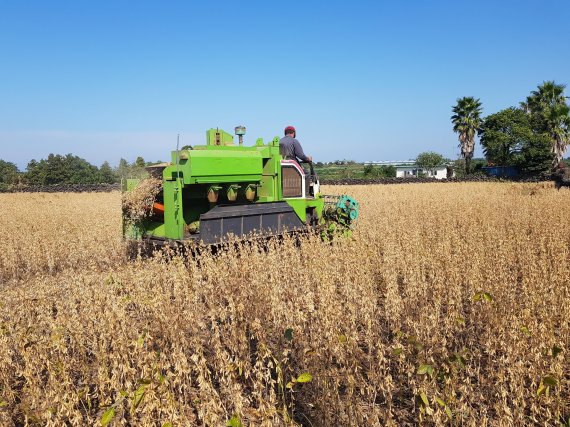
[122,126,359,251]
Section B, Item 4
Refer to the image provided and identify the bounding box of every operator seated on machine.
[279,126,312,165]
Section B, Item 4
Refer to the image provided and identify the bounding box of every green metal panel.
[257,137,282,202]
[206,128,234,146]
[184,150,262,183]
[163,178,184,239]
[143,222,166,237]
[285,196,325,223]
[165,149,264,185]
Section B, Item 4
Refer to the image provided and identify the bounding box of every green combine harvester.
[123,127,359,251]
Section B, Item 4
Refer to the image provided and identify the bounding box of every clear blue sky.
[1,0,569,169]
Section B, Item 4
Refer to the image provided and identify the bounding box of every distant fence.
[320,175,554,185]
[482,166,519,178]
[1,183,120,193]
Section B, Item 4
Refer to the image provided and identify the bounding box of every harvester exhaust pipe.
[235,125,246,146]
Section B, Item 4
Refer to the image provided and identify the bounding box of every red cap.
[284,126,296,135]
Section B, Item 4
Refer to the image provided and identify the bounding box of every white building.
[395,165,451,180]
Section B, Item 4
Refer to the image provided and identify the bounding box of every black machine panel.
[199,202,304,244]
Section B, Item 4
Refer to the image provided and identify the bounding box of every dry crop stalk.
[121,177,162,225]
[0,182,568,426]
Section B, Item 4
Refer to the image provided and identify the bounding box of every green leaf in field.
[417,364,434,377]
[420,392,429,407]
[0,400,7,407]
[520,326,531,336]
[473,291,493,302]
[226,415,242,427]
[543,376,557,387]
[119,390,128,398]
[138,378,152,385]
[132,385,146,409]
[100,407,115,426]
[452,353,466,368]
[137,336,144,347]
[338,334,347,344]
[286,381,295,389]
[392,347,403,356]
[284,328,293,341]
[455,316,465,325]
[296,373,313,383]
[433,395,453,417]
[407,336,424,351]
[162,423,173,427]
[552,346,563,358]
[537,376,558,396]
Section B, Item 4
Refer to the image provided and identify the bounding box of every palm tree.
[451,97,483,174]
[548,103,570,167]
[522,80,567,112]
[522,81,570,168]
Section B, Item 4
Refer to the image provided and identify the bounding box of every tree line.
[451,80,570,176]
[0,155,153,191]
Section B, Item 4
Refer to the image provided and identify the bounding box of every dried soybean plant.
[0,192,124,282]
[0,183,569,426]
[121,178,162,224]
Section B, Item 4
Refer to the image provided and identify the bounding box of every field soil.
[0,183,568,426]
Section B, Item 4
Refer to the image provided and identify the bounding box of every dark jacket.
[279,136,309,162]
